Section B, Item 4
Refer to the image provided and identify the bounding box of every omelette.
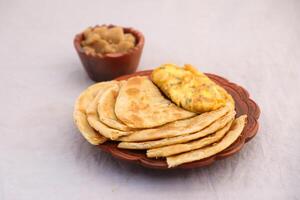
[151,64,233,113]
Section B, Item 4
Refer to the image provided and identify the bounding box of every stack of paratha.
[73,64,247,168]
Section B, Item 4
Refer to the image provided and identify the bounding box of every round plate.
[98,70,260,169]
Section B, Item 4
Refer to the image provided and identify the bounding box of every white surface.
[0,0,299,199]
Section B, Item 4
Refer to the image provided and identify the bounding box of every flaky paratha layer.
[115,76,196,129]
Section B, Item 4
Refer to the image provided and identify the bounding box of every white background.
[0,0,299,199]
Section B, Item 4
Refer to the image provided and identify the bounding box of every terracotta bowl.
[98,70,260,169]
[74,25,145,82]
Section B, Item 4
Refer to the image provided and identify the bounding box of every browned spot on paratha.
[112,90,118,98]
[129,114,144,126]
[126,88,140,96]
[129,102,140,112]
[127,77,142,85]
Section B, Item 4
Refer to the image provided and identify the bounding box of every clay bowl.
[98,70,260,169]
[74,25,144,82]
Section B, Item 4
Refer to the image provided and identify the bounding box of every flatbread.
[73,82,115,145]
[166,115,247,168]
[98,82,132,131]
[118,110,235,149]
[118,104,232,142]
[114,76,196,128]
[86,84,132,141]
[147,120,233,157]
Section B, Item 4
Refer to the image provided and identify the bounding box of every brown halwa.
[81,26,136,55]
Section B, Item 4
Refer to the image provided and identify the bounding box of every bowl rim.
[73,24,145,59]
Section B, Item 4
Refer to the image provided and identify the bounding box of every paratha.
[118,110,235,149]
[114,76,196,129]
[118,104,232,142]
[98,82,133,131]
[86,83,132,140]
[167,115,247,168]
[73,82,115,145]
[147,119,233,157]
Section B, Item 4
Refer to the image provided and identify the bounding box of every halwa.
[81,26,136,55]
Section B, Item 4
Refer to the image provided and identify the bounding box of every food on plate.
[118,104,231,142]
[166,115,247,168]
[118,110,235,150]
[73,63,248,168]
[86,83,132,140]
[114,76,196,129]
[147,119,233,157]
[81,26,136,55]
[73,82,115,145]
[151,64,234,113]
[97,81,133,131]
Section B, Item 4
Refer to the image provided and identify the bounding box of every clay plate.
[98,70,260,169]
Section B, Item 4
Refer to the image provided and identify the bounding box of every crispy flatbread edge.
[147,119,233,157]
[73,84,109,145]
[166,115,247,168]
[86,86,132,141]
[118,110,235,149]
[118,104,232,142]
[97,83,133,131]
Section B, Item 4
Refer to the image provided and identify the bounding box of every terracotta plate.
[98,70,260,169]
